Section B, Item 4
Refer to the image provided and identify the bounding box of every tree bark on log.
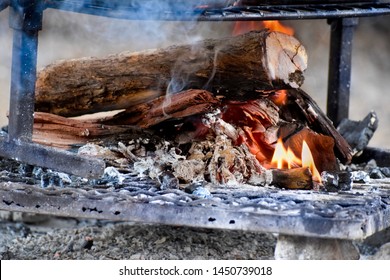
[35,30,307,117]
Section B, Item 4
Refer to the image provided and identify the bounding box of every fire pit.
[1,0,390,259]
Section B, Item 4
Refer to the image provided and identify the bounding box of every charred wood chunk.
[321,171,352,192]
[351,147,390,168]
[270,167,313,190]
[184,182,212,199]
[158,171,179,190]
[337,111,378,156]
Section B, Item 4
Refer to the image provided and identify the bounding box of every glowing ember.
[271,138,322,183]
[269,90,288,106]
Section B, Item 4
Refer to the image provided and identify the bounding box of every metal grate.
[1,162,390,239]
[44,0,390,21]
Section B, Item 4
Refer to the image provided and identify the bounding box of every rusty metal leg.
[327,18,359,126]
[0,0,105,178]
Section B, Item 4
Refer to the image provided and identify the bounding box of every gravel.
[0,212,276,260]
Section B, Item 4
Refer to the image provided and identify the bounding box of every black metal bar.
[0,0,105,179]
[43,1,390,21]
[7,0,43,140]
[0,137,106,178]
[327,18,358,126]
[0,0,9,12]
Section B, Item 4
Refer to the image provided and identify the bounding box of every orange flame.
[221,99,323,184]
[263,21,294,36]
[271,138,322,183]
[302,140,322,183]
[271,138,301,169]
[232,20,294,36]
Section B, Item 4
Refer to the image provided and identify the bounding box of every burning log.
[277,125,339,173]
[35,30,307,117]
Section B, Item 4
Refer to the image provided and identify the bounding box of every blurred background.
[1,7,390,147]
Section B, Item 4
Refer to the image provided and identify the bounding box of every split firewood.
[32,89,219,148]
[102,89,220,128]
[35,30,307,117]
[32,112,131,149]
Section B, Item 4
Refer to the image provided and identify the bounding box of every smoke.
[27,1,235,65]
[0,1,233,124]
[41,0,235,48]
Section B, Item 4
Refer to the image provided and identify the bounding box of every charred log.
[337,111,378,156]
[270,167,313,190]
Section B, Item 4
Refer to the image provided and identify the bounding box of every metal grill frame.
[1,0,390,177]
[1,174,390,240]
[45,1,390,21]
[1,1,390,250]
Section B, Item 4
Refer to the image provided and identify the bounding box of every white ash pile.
[77,109,269,191]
